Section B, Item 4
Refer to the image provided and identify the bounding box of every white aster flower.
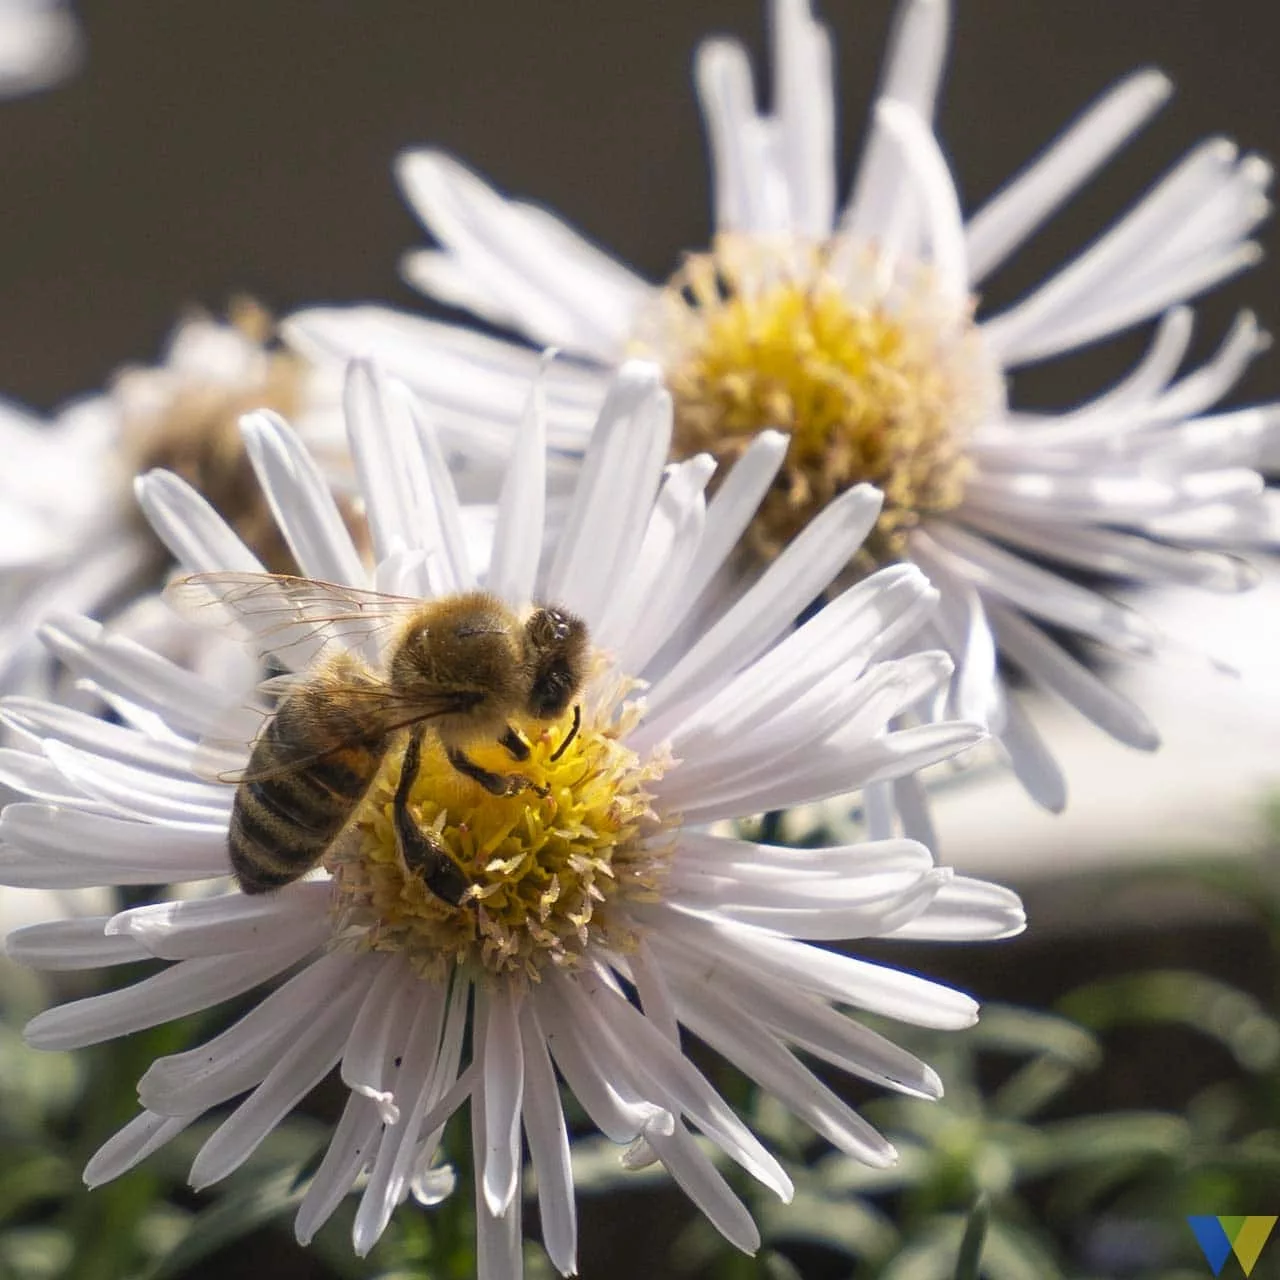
[291,0,1280,821]
[0,358,1022,1273]
[0,303,344,697]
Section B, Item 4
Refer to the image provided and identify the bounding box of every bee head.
[523,606,588,719]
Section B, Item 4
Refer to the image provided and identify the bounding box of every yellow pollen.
[326,686,671,982]
[633,235,1001,567]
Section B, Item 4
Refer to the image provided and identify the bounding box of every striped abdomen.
[229,688,388,894]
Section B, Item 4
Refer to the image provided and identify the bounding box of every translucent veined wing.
[165,572,425,671]
[193,673,487,787]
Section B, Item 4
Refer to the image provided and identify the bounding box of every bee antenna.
[549,705,581,763]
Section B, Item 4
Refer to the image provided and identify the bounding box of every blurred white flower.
[0,359,1022,1274]
[292,0,1279,831]
[0,0,80,98]
[0,305,344,697]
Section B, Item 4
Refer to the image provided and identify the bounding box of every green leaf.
[1012,1112,1189,1179]
[761,1251,805,1280]
[980,1220,1065,1280]
[140,1168,306,1279]
[0,1227,74,1280]
[963,1006,1100,1069]
[760,1189,898,1261]
[1058,972,1280,1073]
[953,1195,989,1280]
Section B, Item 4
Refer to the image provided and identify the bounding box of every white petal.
[915,523,1158,654]
[397,149,646,362]
[294,1092,382,1246]
[671,979,897,1167]
[596,454,713,669]
[845,0,950,242]
[965,70,1172,283]
[107,881,332,960]
[188,971,369,1190]
[240,412,366,585]
[342,359,436,577]
[643,1122,761,1254]
[520,1005,577,1277]
[906,543,997,724]
[25,937,318,1051]
[352,976,455,1255]
[656,932,942,1098]
[649,562,934,758]
[543,362,672,627]
[138,951,373,1117]
[0,697,204,777]
[472,1087,524,1280]
[339,954,420,1124]
[135,470,263,576]
[872,101,968,301]
[672,720,985,823]
[480,983,525,1217]
[533,985,667,1143]
[0,803,229,886]
[668,430,788,623]
[957,509,1259,594]
[6,916,148,970]
[640,903,981,1030]
[84,1112,193,1189]
[42,740,229,826]
[38,614,237,740]
[566,969,792,1201]
[487,369,548,607]
[406,391,477,594]
[996,690,1068,812]
[643,484,883,717]
[890,877,1026,941]
[772,0,837,236]
[695,38,767,234]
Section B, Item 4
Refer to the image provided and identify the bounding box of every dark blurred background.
[0,0,1277,416]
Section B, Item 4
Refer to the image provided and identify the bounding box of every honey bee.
[169,574,589,905]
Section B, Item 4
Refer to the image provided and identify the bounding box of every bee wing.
[166,572,423,670]
[189,700,272,785]
[192,677,487,787]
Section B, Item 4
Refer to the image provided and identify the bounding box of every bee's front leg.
[447,745,549,798]
[394,730,470,906]
[498,724,531,761]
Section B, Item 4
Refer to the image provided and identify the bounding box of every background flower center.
[121,300,310,574]
[636,235,1001,567]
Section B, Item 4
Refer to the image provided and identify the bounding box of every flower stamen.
[633,234,1003,567]
[327,686,672,981]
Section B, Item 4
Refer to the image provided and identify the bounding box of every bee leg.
[498,724,531,761]
[447,746,549,798]
[394,731,469,907]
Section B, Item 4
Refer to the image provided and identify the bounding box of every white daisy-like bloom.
[0,358,1023,1273]
[0,304,344,697]
[290,0,1280,820]
[0,0,80,98]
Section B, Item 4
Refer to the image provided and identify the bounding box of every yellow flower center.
[632,235,1002,567]
[326,686,671,981]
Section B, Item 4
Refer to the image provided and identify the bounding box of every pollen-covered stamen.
[632,234,1002,567]
[121,299,313,575]
[327,683,672,981]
